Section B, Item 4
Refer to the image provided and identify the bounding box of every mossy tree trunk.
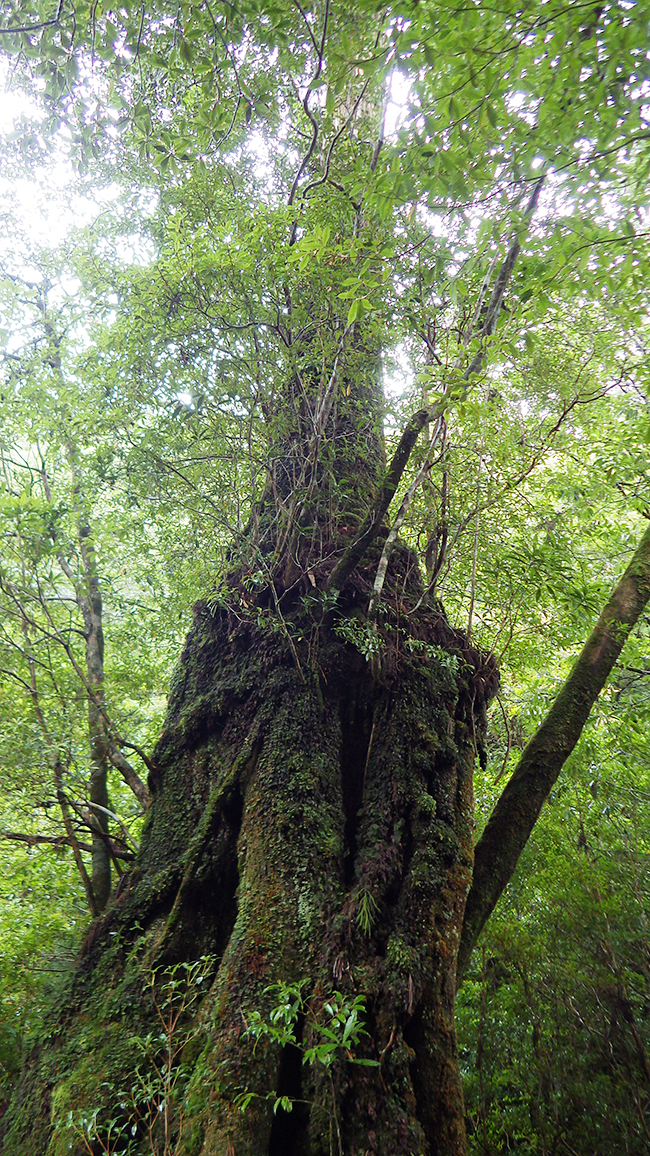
[158,592,495,1156]
[4,560,497,1156]
[1,320,501,1153]
[5,333,650,1155]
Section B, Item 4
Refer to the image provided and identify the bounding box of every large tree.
[2,1,650,1153]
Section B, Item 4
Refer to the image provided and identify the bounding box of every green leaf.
[347,299,360,325]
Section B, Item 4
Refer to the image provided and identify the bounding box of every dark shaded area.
[268,1033,310,1156]
[161,781,244,964]
[339,685,374,886]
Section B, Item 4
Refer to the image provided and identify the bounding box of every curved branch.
[288,0,329,212]
[108,746,149,808]
[301,77,372,202]
[0,0,63,35]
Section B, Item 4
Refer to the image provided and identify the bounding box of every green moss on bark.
[2,580,497,1156]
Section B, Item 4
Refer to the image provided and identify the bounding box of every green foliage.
[355,888,380,936]
[334,616,383,661]
[458,601,650,1154]
[62,957,213,1156]
[235,981,378,1116]
[0,839,82,1116]
[1,0,650,1150]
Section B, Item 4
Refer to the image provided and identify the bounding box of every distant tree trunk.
[39,304,114,912]
[63,437,113,914]
[77,519,112,912]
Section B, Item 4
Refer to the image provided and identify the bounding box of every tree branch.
[287,0,329,213]
[457,519,650,985]
[0,0,63,35]
[0,830,134,859]
[108,745,149,808]
[325,406,436,594]
[465,176,545,376]
[53,759,97,915]
[327,177,545,598]
[367,450,435,623]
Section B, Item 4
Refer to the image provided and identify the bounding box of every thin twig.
[493,694,512,785]
[0,0,63,35]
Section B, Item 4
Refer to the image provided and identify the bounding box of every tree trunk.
[8,298,650,1154]
[38,309,116,913]
[77,506,111,912]
[1,546,498,1156]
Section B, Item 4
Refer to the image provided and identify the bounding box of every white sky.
[0,60,412,247]
[0,65,124,252]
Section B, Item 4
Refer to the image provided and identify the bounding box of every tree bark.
[1,555,498,1156]
[457,520,650,984]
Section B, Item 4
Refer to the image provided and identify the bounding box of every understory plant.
[236,980,379,1155]
[67,957,213,1156]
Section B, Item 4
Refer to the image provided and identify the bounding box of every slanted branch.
[457,519,650,984]
[327,177,546,606]
[1,830,135,860]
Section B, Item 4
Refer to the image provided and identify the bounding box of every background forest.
[0,0,649,1153]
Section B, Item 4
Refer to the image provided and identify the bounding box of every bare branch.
[0,0,63,35]
[0,829,134,859]
[108,746,149,808]
[326,406,441,594]
[85,802,140,852]
[53,759,97,915]
[329,175,546,602]
[465,176,545,376]
[288,0,330,214]
[367,449,437,624]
